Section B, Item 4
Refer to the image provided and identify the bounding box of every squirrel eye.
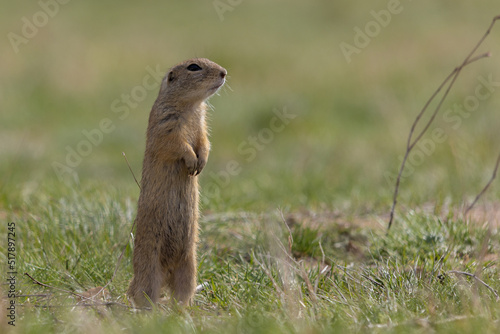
[186,64,202,71]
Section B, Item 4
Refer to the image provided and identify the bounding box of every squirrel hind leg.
[128,260,164,308]
[166,253,197,306]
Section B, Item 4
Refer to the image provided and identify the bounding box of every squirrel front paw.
[185,156,206,176]
[183,149,208,176]
[195,156,207,176]
[183,154,198,176]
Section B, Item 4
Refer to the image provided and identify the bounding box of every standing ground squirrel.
[128,58,227,307]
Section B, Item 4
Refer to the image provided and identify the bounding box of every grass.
[1,0,500,333]
[3,188,500,333]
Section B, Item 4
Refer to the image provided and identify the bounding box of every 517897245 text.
[7,222,17,326]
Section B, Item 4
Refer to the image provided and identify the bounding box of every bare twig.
[408,54,490,152]
[388,15,500,231]
[464,152,500,215]
[447,270,499,301]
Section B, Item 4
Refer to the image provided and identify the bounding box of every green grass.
[3,188,500,333]
[1,0,500,333]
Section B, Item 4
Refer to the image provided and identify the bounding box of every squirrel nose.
[220,70,227,79]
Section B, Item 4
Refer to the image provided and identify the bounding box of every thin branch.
[447,270,499,301]
[387,15,500,231]
[464,152,500,215]
[409,54,490,151]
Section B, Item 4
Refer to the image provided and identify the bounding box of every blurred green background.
[2,0,500,215]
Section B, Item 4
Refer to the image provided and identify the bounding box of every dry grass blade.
[123,151,141,190]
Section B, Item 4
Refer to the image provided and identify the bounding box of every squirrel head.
[159,58,227,106]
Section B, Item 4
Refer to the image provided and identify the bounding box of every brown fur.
[128,58,226,307]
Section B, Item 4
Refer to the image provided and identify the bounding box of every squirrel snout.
[220,70,227,79]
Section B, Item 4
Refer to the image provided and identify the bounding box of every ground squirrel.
[128,58,227,307]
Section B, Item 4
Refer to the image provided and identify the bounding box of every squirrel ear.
[167,71,175,82]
